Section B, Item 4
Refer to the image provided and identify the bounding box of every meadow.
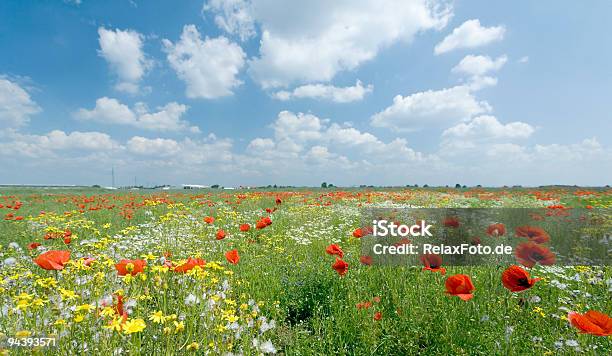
[0,187,610,355]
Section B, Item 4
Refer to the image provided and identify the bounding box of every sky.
[0,0,610,187]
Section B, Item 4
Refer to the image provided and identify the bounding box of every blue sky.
[0,0,610,187]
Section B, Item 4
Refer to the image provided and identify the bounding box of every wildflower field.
[0,187,610,355]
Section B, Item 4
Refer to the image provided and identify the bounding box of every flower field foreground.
[0,187,611,354]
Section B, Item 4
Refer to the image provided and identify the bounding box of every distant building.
[182,184,209,189]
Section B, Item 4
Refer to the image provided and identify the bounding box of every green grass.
[0,188,610,355]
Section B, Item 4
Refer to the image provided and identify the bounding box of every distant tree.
[211,184,220,189]
[476,184,482,188]
[423,184,429,188]
[321,182,328,188]
[328,183,334,187]
[455,183,462,189]
[92,185,101,188]
[273,184,277,188]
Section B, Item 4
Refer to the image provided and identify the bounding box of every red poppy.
[115,259,147,276]
[64,237,72,244]
[352,228,364,238]
[568,310,612,336]
[216,229,226,240]
[393,237,412,247]
[373,312,382,321]
[33,250,71,270]
[174,257,206,273]
[239,223,250,232]
[332,258,348,276]
[501,265,540,292]
[420,253,446,275]
[445,274,475,301]
[360,255,373,266]
[225,249,240,265]
[256,216,272,229]
[443,216,460,228]
[325,244,344,258]
[470,237,481,246]
[486,223,506,236]
[275,197,282,205]
[515,242,556,268]
[114,294,124,316]
[515,226,550,243]
[356,301,372,310]
[28,242,41,250]
[372,296,381,303]
[204,216,215,224]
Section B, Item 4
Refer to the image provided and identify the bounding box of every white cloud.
[127,136,181,156]
[452,55,507,77]
[247,137,275,151]
[98,27,151,94]
[434,19,505,55]
[74,97,199,132]
[518,56,529,64]
[0,130,120,158]
[203,0,256,41]
[74,97,136,124]
[233,0,451,88]
[273,111,326,143]
[370,85,491,131]
[162,25,246,99]
[442,115,534,140]
[0,77,41,127]
[273,80,373,103]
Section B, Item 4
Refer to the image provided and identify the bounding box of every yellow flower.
[141,253,156,261]
[75,304,95,313]
[59,288,79,301]
[174,321,185,333]
[104,317,123,332]
[123,318,146,334]
[149,310,166,324]
[100,307,116,317]
[15,330,31,337]
[186,342,200,351]
[54,319,66,326]
[15,299,29,310]
[74,314,85,323]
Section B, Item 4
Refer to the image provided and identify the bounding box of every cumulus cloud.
[0,77,41,127]
[203,0,256,41]
[162,25,246,99]
[452,55,507,77]
[440,115,534,153]
[434,19,505,55]
[370,86,491,131]
[451,55,507,90]
[0,130,121,158]
[127,136,182,156]
[273,80,373,103]
[74,97,199,132]
[216,0,452,88]
[442,115,534,140]
[98,27,151,94]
